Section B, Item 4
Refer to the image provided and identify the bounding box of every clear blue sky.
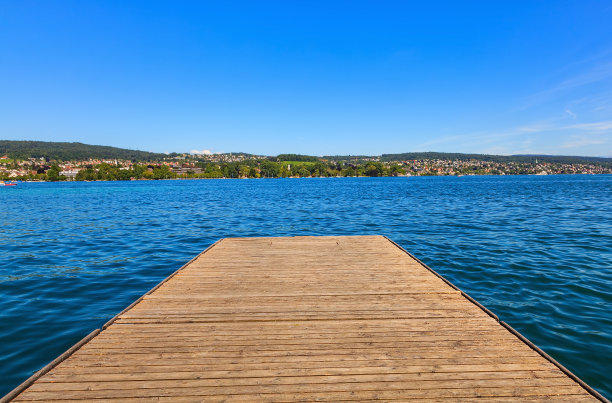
[1,1,611,156]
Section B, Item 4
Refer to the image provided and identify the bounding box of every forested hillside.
[0,141,169,161]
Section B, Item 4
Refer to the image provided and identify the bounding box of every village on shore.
[1,152,611,182]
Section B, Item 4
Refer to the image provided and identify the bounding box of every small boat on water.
[0,180,18,186]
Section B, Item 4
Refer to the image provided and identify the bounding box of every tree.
[45,165,64,181]
[259,161,279,178]
[132,164,146,179]
[389,165,406,176]
[297,167,311,177]
[238,165,250,178]
[279,165,290,178]
[152,165,175,179]
[365,163,383,177]
[75,168,97,181]
[223,163,239,178]
[342,166,356,177]
[309,161,328,177]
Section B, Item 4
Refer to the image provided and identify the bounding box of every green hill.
[0,140,169,161]
[275,154,319,162]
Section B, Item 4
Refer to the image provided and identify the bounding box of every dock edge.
[383,235,610,403]
[0,239,223,403]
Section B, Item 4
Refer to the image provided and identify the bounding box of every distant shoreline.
[3,145,611,181]
[10,172,611,184]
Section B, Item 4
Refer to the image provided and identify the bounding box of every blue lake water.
[1,175,611,398]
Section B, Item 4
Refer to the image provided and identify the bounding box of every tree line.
[2,160,407,181]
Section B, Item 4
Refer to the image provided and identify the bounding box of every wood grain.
[11,236,599,401]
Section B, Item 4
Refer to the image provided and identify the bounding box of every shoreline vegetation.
[1,141,611,182]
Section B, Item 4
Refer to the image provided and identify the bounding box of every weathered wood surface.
[9,236,600,401]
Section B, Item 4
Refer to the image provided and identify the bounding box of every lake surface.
[1,176,611,398]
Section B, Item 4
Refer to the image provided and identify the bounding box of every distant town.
[1,141,611,181]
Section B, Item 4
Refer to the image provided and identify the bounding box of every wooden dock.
[3,236,606,402]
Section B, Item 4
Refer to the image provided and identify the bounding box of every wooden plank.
[82,337,526,349]
[13,384,590,400]
[5,236,602,402]
[49,362,560,375]
[41,368,566,382]
[50,355,555,368]
[25,376,579,392]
